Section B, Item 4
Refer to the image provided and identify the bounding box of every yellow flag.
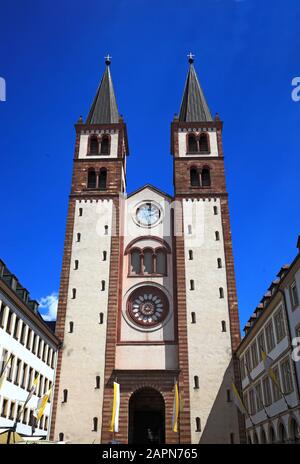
[34,387,52,421]
[261,350,281,389]
[231,382,248,415]
[172,382,180,432]
[109,382,120,433]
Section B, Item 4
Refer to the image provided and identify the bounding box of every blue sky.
[0,0,299,329]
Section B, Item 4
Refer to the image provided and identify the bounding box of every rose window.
[127,286,169,328]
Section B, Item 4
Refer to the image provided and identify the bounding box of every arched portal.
[128,387,165,444]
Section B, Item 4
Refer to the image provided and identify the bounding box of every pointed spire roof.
[86,55,120,124]
[179,53,212,122]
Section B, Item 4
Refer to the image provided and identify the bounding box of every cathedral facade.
[50,56,244,444]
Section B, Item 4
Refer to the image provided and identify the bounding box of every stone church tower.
[50,55,244,444]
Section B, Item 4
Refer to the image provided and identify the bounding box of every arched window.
[253,431,259,444]
[201,168,211,187]
[188,134,198,152]
[196,417,201,432]
[269,425,276,444]
[143,249,154,274]
[278,422,287,443]
[100,136,109,155]
[190,168,200,187]
[87,169,97,189]
[194,376,199,389]
[199,133,209,153]
[156,249,167,275]
[62,389,68,403]
[99,169,107,190]
[130,250,141,274]
[290,418,300,443]
[89,136,99,155]
[260,428,267,444]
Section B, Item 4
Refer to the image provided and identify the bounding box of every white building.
[237,237,300,444]
[0,259,60,439]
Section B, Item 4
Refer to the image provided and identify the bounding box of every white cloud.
[39,292,58,321]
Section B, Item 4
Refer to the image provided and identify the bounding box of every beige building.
[0,259,60,439]
[51,56,243,444]
[237,236,300,444]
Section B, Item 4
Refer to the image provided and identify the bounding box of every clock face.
[136,202,161,227]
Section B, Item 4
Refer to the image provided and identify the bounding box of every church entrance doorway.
[128,387,165,444]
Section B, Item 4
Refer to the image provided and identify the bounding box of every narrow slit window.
[102,251,107,261]
[191,312,196,324]
[62,389,68,403]
[104,225,108,235]
[79,208,83,217]
[69,322,74,333]
[99,313,104,324]
[190,280,195,291]
[188,250,193,260]
[92,417,98,432]
[217,258,222,268]
[72,288,76,299]
[188,225,192,235]
[59,433,64,442]
[221,321,226,332]
[196,417,201,432]
[215,231,220,241]
[95,376,100,389]
[219,287,224,299]
[213,206,218,215]
[194,376,199,389]
[101,281,105,291]
[74,260,79,270]
[76,233,81,242]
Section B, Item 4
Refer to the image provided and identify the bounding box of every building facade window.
[290,281,299,308]
[248,389,256,415]
[129,248,168,276]
[281,358,293,394]
[255,382,263,411]
[257,331,266,361]
[272,366,282,401]
[89,136,99,155]
[262,376,272,406]
[201,168,211,187]
[274,307,286,343]
[87,169,97,188]
[194,376,199,389]
[99,169,107,190]
[190,168,200,187]
[215,231,220,241]
[265,321,275,352]
[251,341,258,368]
[221,320,226,332]
[195,417,201,432]
[191,312,196,324]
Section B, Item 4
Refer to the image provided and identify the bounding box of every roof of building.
[0,259,59,344]
[86,57,120,124]
[240,235,300,341]
[179,56,212,122]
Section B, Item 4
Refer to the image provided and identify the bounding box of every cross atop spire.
[105,54,112,65]
[187,52,195,64]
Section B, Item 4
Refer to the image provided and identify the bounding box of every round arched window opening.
[127,286,169,328]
